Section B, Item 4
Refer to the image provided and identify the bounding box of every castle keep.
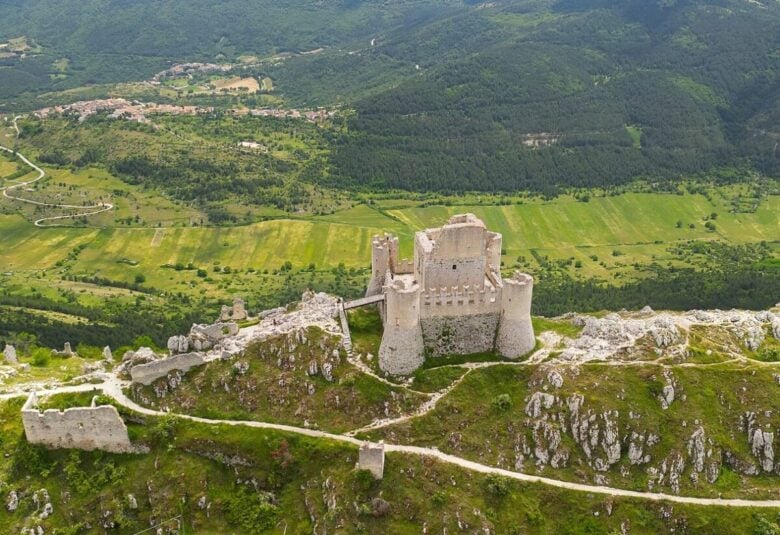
[367,214,535,375]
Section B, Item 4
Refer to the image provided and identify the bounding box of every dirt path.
[0,143,114,226]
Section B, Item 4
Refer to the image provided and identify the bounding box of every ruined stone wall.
[21,393,135,453]
[358,442,385,479]
[421,313,500,357]
[130,352,205,385]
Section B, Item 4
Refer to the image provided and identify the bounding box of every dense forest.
[330,0,780,192]
[2,0,779,194]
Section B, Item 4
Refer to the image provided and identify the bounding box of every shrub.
[30,347,51,367]
[134,274,146,284]
[491,393,512,412]
[485,474,511,497]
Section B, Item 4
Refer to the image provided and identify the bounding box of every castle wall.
[421,313,500,356]
[130,352,205,385]
[21,393,136,453]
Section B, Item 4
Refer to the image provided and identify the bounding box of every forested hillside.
[0,0,461,105]
[331,0,780,192]
[1,0,779,193]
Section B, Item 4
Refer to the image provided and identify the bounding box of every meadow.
[1,190,777,284]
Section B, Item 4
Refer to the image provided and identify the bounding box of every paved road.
[9,378,780,509]
[0,122,114,226]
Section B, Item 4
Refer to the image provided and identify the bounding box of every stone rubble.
[553,307,778,363]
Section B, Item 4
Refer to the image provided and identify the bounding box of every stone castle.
[367,214,535,375]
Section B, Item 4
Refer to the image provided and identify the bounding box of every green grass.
[532,316,583,338]
[625,124,642,148]
[367,361,780,499]
[130,327,426,433]
[411,366,467,393]
[3,188,777,293]
[3,395,778,534]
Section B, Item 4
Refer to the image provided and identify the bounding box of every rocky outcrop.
[547,370,564,389]
[525,392,555,418]
[744,412,775,473]
[102,346,113,361]
[772,317,780,340]
[659,370,678,410]
[649,317,680,348]
[6,490,18,512]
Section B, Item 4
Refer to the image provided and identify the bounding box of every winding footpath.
[4,374,780,510]
[0,116,113,226]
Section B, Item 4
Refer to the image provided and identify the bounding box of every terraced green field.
[1,191,778,288]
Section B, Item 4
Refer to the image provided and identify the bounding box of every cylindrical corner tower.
[496,272,535,359]
[379,279,424,375]
[366,235,397,298]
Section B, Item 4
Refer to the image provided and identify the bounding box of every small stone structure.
[219,298,248,322]
[21,392,137,453]
[367,214,535,375]
[189,322,239,351]
[358,441,385,479]
[3,344,17,364]
[130,352,206,385]
[53,342,74,357]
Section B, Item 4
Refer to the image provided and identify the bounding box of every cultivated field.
[1,191,777,287]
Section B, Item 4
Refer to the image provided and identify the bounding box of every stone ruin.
[130,352,206,385]
[169,322,239,354]
[21,392,140,454]
[219,297,248,322]
[3,344,17,364]
[358,441,385,479]
[53,342,74,357]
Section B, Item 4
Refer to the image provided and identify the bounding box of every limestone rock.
[167,335,189,355]
[6,490,18,512]
[649,317,679,348]
[743,324,765,351]
[547,370,564,389]
[322,362,334,382]
[3,344,17,364]
[657,452,685,494]
[772,317,780,340]
[525,392,555,418]
[102,346,113,361]
[659,370,677,410]
[627,432,650,465]
[751,428,775,473]
[661,385,675,409]
[687,427,706,473]
[233,361,249,376]
[307,360,319,377]
[127,494,138,509]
